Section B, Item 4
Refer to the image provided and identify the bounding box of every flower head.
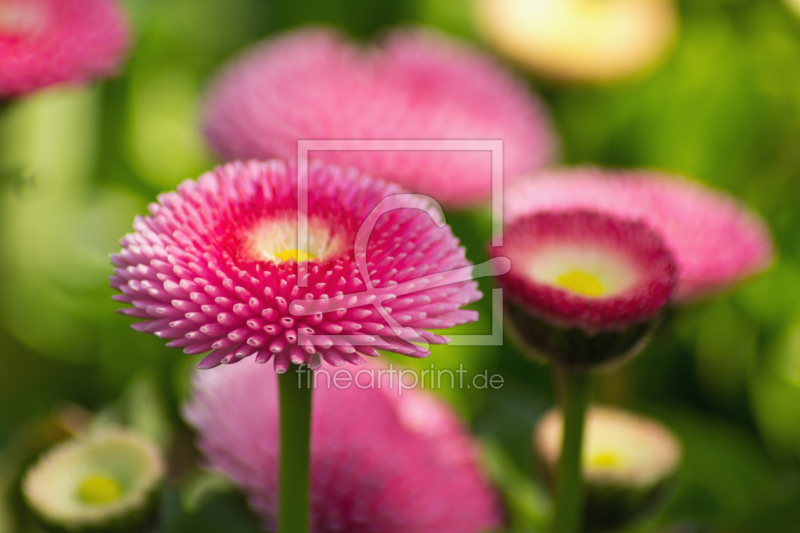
[201,26,556,207]
[22,430,164,531]
[0,0,129,98]
[489,210,677,367]
[505,169,774,302]
[184,362,502,533]
[536,406,682,531]
[474,0,678,82]
[110,160,481,372]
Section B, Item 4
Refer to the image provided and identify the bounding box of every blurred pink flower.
[505,169,774,302]
[184,362,502,533]
[201,27,557,207]
[0,0,129,98]
[110,160,481,372]
[490,210,677,335]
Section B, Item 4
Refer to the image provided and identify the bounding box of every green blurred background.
[3,0,800,531]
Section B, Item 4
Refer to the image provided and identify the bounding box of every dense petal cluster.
[505,169,774,302]
[201,26,557,207]
[110,160,481,372]
[0,0,129,98]
[490,210,677,334]
[184,362,502,533]
[474,0,677,82]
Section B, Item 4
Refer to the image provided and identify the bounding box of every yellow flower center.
[240,217,343,264]
[274,249,316,263]
[588,451,622,469]
[556,270,605,297]
[78,475,124,505]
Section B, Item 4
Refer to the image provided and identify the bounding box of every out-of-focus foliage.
[2,0,800,532]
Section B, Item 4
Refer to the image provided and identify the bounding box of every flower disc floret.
[110,160,481,372]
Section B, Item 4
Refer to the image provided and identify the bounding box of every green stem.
[552,367,591,533]
[278,366,313,533]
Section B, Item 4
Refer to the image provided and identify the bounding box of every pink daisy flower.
[110,160,481,372]
[504,169,774,302]
[0,0,130,98]
[183,362,502,533]
[489,210,678,367]
[201,27,557,207]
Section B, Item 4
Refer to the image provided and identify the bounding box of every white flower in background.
[22,430,164,531]
[536,407,682,530]
[474,0,678,82]
[787,0,800,18]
